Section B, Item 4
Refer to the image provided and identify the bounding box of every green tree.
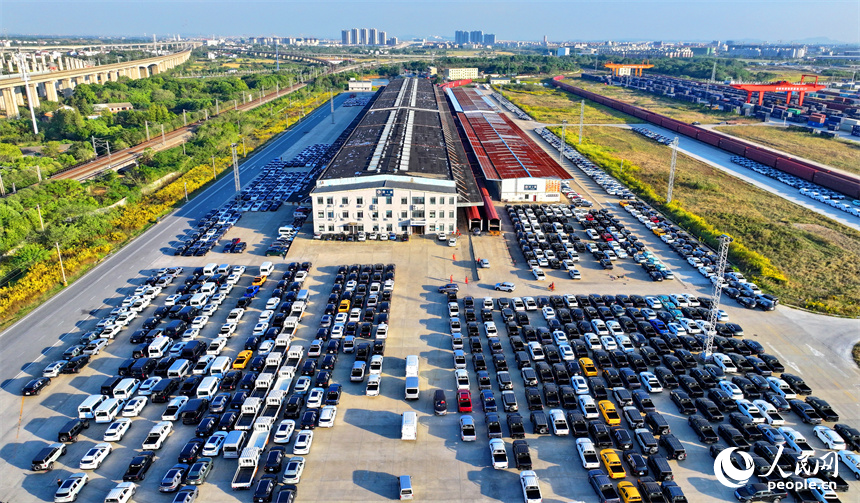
[0,143,23,163]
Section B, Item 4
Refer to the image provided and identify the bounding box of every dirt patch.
[793,223,860,255]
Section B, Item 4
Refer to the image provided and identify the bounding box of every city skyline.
[2,0,858,44]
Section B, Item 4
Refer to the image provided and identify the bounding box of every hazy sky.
[3,0,859,43]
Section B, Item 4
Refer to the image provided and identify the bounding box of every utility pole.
[578,100,584,144]
[36,204,44,230]
[619,159,624,173]
[234,99,238,110]
[184,181,188,202]
[182,109,187,126]
[55,242,67,286]
[215,99,219,115]
[231,143,241,191]
[36,165,42,182]
[0,173,5,196]
[161,124,165,145]
[145,121,150,141]
[330,88,334,124]
[212,155,216,179]
[667,137,679,203]
[242,137,246,156]
[558,119,567,165]
[704,234,733,360]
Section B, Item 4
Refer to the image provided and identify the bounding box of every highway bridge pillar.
[45,81,59,102]
[27,84,40,109]
[2,88,19,118]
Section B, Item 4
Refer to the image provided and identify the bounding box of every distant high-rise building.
[369,28,378,46]
[483,33,496,45]
[388,37,398,46]
[342,30,351,45]
[359,28,368,45]
[351,28,359,45]
[470,30,483,44]
[378,31,387,45]
[557,47,570,56]
[543,35,548,46]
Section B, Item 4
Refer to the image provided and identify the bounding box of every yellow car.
[252,275,267,286]
[600,449,627,479]
[598,400,621,426]
[338,300,351,313]
[618,482,642,503]
[232,350,253,369]
[579,357,597,377]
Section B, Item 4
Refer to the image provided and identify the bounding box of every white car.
[369,355,384,375]
[318,405,338,428]
[520,470,543,503]
[83,338,110,356]
[282,456,306,484]
[527,342,545,361]
[190,316,209,330]
[162,396,188,421]
[578,395,599,419]
[640,372,663,393]
[615,335,634,353]
[753,399,786,426]
[737,399,766,424]
[334,312,348,325]
[138,377,162,396]
[591,320,609,336]
[218,283,233,295]
[599,336,618,352]
[366,375,381,396]
[103,418,132,442]
[202,431,228,456]
[306,388,325,408]
[293,430,314,455]
[766,377,796,399]
[572,376,590,395]
[838,450,860,480]
[523,297,538,311]
[265,297,281,310]
[219,323,237,337]
[253,322,269,336]
[42,361,67,378]
[484,321,498,336]
[54,472,88,503]
[495,282,516,292]
[576,438,601,469]
[813,426,846,451]
[122,397,148,417]
[549,409,569,436]
[273,420,296,444]
[206,337,228,356]
[226,308,244,324]
[479,259,490,268]
[104,482,136,503]
[79,443,112,469]
[552,331,568,346]
[258,310,275,323]
[375,324,388,339]
[308,339,324,358]
[181,328,200,341]
[531,268,546,281]
[719,380,744,401]
[541,307,556,320]
[713,353,737,373]
[455,369,470,390]
[606,321,625,337]
[258,340,275,355]
[141,421,173,450]
[293,376,312,395]
[192,355,216,375]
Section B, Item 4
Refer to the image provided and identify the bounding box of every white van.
[148,336,171,358]
[401,411,417,440]
[94,398,124,423]
[78,394,108,419]
[296,289,310,303]
[260,261,274,277]
[405,355,419,378]
[203,263,218,275]
[399,475,414,500]
[210,356,232,377]
[197,376,220,399]
[188,293,208,307]
[167,359,191,379]
[199,282,217,296]
[223,430,247,458]
[217,264,231,275]
[113,378,141,400]
[404,376,420,401]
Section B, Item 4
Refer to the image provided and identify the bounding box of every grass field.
[562,125,860,315]
[570,77,760,125]
[714,125,860,176]
[497,85,638,124]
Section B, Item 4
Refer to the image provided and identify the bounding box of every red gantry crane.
[731,74,825,107]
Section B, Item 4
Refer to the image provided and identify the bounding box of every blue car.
[244,285,260,298]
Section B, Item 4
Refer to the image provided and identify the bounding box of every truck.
[260,390,285,419]
[281,345,304,376]
[512,439,532,470]
[271,375,293,394]
[231,447,262,490]
[250,373,274,399]
[235,397,262,431]
[276,317,300,350]
[290,301,306,318]
[265,352,283,368]
[485,413,503,439]
[489,439,508,469]
[248,416,274,450]
[588,469,621,503]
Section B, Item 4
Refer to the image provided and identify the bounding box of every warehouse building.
[311,78,481,236]
[448,86,569,202]
[444,68,479,80]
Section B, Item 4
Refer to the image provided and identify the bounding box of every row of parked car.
[729,156,860,219]
[492,92,533,121]
[630,127,677,146]
[436,284,860,503]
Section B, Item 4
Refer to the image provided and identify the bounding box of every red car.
[602,233,614,242]
[458,390,472,413]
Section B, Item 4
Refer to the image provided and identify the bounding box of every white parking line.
[765,343,799,373]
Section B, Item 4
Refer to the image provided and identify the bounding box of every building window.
[449,223,454,232]
[342,211,349,218]
[449,210,455,219]
[429,197,436,204]
[385,210,392,218]
[341,197,349,205]
[372,225,379,231]
[356,197,364,205]
[372,197,378,204]
[429,210,436,218]
[317,211,324,219]
[412,197,424,205]
[386,197,393,204]
[400,211,408,218]
[412,210,424,218]
[327,212,334,219]
[318,224,325,232]
[386,224,393,231]
[316,197,323,204]
[401,197,408,205]
[326,197,334,205]
[328,225,335,232]
[372,212,379,220]
[429,224,436,232]
[356,211,363,219]
[449,197,455,205]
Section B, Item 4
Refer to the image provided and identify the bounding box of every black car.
[123,451,156,481]
[178,438,205,463]
[300,409,319,429]
[670,390,696,415]
[687,414,719,444]
[22,377,51,396]
[834,423,860,451]
[623,450,649,477]
[789,399,822,425]
[805,396,839,422]
[734,483,788,503]
[264,447,287,474]
[253,475,279,503]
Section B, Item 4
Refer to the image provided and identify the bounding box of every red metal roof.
[458,111,569,181]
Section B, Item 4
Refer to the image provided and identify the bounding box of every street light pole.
[184,181,188,202]
[55,242,67,286]
[37,204,45,230]
[558,119,567,165]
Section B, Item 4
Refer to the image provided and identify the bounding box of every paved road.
[0,92,351,387]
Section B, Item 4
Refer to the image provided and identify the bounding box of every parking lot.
[2,99,860,503]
